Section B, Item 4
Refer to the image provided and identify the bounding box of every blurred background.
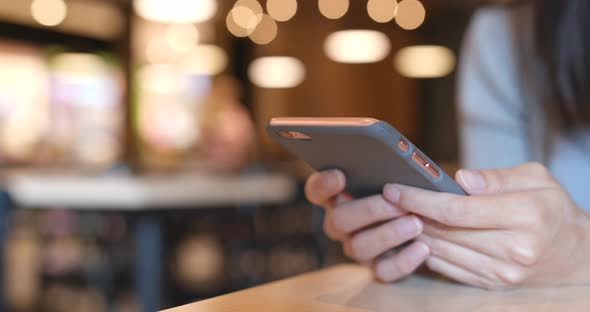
[0,0,476,311]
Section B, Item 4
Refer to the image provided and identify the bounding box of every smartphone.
[267,117,466,196]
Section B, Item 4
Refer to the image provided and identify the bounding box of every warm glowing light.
[394,45,456,78]
[267,0,297,22]
[324,30,391,64]
[52,53,107,79]
[367,0,398,23]
[145,37,175,64]
[226,6,258,37]
[232,6,257,29]
[0,51,49,159]
[133,0,217,23]
[166,23,200,52]
[248,56,306,88]
[318,0,349,19]
[249,14,278,45]
[395,0,426,30]
[235,0,264,14]
[233,0,263,27]
[182,44,228,75]
[137,64,184,94]
[31,0,67,27]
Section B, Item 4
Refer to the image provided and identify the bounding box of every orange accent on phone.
[412,151,440,178]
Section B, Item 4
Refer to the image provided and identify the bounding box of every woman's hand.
[305,170,430,282]
[383,162,590,290]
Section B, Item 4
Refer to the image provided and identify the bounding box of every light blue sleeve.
[457,7,529,170]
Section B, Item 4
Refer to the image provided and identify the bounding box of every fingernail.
[383,184,401,203]
[397,216,421,236]
[323,170,344,191]
[407,242,430,263]
[458,169,486,193]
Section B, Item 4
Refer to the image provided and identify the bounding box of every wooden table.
[164,264,590,312]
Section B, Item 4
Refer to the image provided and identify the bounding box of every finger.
[333,193,353,206]
[305,170,346,206]
[422,220,524,264]
[383,184,532,229]
[349,215,423,262]
[331,195,407,234]
[456,163,556,195]
[419,234,521,286]
[343,239,354,258]
[323,193,354,241]
[374,241,430,282]
[324,209,346,241]
[426,256,497,290]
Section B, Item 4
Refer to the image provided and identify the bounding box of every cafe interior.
[0,0,476,311]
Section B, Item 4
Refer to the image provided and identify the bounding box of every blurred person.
[305,1,590,290]
[200,75,255,172]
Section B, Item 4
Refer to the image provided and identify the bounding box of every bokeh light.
[232,0,263,28]
[367,0,398,23]
[318,0,349,20]
[267,0,297,22]
[51,53,107,76]
[395,0,426,30]
[133,0,217,23]
[166,23,200,52]
[137,64,185,95]
[182,44,228,76]
[31,0,67,27]
[145,37,175,64]
[0,51,49,160]
[394,45,456,78]
[249,14,278,45]
[324,30,391,63]
[226,6,258,37]
[248,56,306,88]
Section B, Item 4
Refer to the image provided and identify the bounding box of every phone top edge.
[269,117,380,127]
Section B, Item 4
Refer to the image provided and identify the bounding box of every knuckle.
[526,162,551,179]
[487,170,507,193]
[508,240,541,267]
[525,163,562,189]
[496,266,528,286]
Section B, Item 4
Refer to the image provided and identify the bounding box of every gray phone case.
[267,119,466,196]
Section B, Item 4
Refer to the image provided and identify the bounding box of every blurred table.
[5,172,296,209]
[0,171,297,312]
[164,264,590,312]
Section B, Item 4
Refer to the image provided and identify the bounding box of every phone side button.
[412,151,441,179]
[397,138,410,152]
